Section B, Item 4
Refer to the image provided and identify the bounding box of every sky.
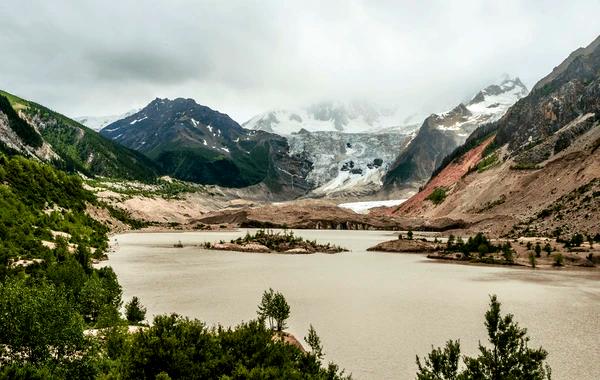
[1,0,599,123]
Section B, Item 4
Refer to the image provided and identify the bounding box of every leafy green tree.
[125,296,147,324]
[0,279,84,365]
[79,274,107,323]
[416,295,551,380]
[305,324,324,359]
[96,304,123,328]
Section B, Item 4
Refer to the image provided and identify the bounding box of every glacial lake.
[106,229,600,379]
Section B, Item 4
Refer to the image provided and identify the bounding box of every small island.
[202,229,348,254]
[368,232,599,269]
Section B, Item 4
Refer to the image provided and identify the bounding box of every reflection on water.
[106,229,600,380]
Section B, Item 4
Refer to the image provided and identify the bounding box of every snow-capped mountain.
[384,76,528,191]
[243,101,422,135]
[75,109,139,131]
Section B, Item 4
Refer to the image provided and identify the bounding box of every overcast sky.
[1,1,599,123]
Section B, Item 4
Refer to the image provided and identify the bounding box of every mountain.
[0,90,159,181]
[389,35,600,238]
[287,130,412,197]
[75,109,139,131]
[243,101,421,135]
[100,98,312,192]
[383,77,528,192]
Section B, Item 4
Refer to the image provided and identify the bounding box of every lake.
[105,229,600,379]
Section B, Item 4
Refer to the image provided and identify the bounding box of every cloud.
[1,0,599,122]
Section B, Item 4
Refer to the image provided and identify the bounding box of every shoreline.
[106,229,598,272]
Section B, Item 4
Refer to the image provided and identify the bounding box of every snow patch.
[338,199,408,214]
[129,116,148,125]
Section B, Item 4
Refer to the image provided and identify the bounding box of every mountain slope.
[389,35,600,238]
[101,98,312,192]
[383,77,527,192]
[0,90,159,181]
[243,101,420,135]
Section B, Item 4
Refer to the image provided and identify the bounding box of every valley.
[1,5,599,378]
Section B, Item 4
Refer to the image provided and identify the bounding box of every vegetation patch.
[476,152,499,172]
[204,229,347,254]
[426,187,448,205]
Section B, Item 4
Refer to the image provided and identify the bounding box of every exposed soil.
[378,125,600,238]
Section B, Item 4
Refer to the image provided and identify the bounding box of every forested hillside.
[0,90,159,181]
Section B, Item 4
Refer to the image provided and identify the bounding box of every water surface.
[106,230,600,379]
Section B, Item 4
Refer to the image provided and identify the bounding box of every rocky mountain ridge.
[383,77,528,192]
[100,97,313,193]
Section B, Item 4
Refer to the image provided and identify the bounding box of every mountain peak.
[532,33,600,92]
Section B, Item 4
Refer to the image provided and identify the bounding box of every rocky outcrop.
[367,239,443,253]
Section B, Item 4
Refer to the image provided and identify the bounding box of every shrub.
[426,187,448,205]
[553,254,564,267]
[529,252,536,268]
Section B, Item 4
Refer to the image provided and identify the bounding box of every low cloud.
[1,0,599,122]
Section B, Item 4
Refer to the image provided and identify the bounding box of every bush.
[426,187,447,205]
[553,254,564,267]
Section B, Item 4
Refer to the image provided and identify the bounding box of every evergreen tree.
[305,324,324,359]
[125,296,147,324]
[416,296,551,380]
[272,292,291,332]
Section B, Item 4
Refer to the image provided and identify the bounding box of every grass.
[477,153,499,173]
